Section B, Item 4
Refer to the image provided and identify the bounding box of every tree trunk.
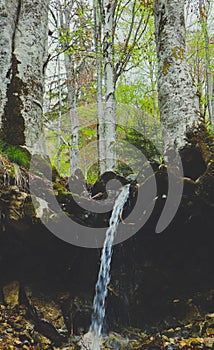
[199,0,214,126]
[65,54,79,175]
[154,0,200,152]
[0,0,49,154]
[103,0,117,171]
[57,54,62,173]
[94,0,105,175]
[58,0,79,175]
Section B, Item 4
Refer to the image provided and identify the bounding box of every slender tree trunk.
[96,0,149,173]
[103,0,117,171]
[94,0,105,174]
[57,54,62,173]
[0,0,49,154]
[212,78,214,125]
[199,0,214,125]
[64,53,79,175]
[154,0,200,152]
[97,54,105,174]
[59,0,79,175]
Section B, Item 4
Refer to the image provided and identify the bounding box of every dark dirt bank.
[0,125,214,349]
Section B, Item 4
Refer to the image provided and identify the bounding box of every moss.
[186,123,214,166]
[4,146,31,168]
[172,46,184,60]
[24,201,36,218]
[9,164,15,177]
[53,182,67,194]
[161,47,184,75]
[162,62,171,75]
[0,140,30,169]
[181,123,214,205]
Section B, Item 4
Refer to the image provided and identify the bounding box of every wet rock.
[68,174,86,196]
[18,286,67,346]
[3,280,20,308]
[206,313,214,326]
[78,331,95,349]
[70,296,92,335]
[25,288,67,335]
[91,171,128,199]
[0,186,28,231]
[104,332,129,348]
[204,337,214,348]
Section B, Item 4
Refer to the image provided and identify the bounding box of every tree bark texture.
[94,0,105,175]
[0,0,49,153]
[154,0,200,152]
[103,0,117,171]
[62,2,79,175]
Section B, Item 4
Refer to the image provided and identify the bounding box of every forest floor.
[0,280,214,349]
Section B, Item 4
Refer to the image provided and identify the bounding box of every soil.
[0,126,214,349]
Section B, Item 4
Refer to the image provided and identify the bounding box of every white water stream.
[89,184,131,350]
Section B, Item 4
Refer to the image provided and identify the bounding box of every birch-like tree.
[48,0,94,174]
[198,0,214,125]
[46,0,151,175]
[58,0,79,174]
[154,0,200,152]
[102,0,117,172]
[93,0,105,174]
[0,0,49,154]
[185,0,214,125]
[96,0,151,173]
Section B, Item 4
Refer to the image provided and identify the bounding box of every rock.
[3,280,20,308]
[204,337,214,348]
[74,168,85,183]
[104,332,129,348]
[78,331,102,350]
[0,186,28,231]
[78,331,92,349]
[91,171,128,199]
[68,168,86,195]
[24,287,67,335]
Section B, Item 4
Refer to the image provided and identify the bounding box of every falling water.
[89,183,131,350]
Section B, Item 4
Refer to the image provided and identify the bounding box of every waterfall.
[89,183,130,350]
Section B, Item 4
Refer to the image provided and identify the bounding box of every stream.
[89,184,131,349]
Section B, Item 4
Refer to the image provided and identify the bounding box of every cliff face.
[0,129,214,348]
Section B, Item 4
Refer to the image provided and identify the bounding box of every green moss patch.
[0,141,31,168]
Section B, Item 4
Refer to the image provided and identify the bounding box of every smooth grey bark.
[94,0,105,174]
[96,0,150,173]
[65,56,79,175]
[57,0,82,175]
[199,0,214,125]
[0,0,49,154]
[100,0,117,172]
[154,0,200,152]
[62,1,79,175]
[57,54,62,173]
[94,0,117,174]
